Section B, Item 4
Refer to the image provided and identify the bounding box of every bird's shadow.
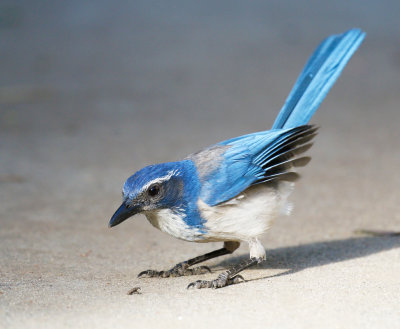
[215,235,400,282]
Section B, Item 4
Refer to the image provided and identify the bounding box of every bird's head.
[109,162,188,228]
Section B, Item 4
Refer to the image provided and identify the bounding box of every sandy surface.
[1,1,400,328]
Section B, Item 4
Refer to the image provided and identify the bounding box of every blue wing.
[272,28,365,129]
[193,125,317,206]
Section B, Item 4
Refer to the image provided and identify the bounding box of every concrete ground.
[1,1,400,328]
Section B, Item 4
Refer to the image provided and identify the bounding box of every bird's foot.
[138,262,211,278]
[187,271,245,289]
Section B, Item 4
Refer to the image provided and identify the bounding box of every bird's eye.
[148,184,160,197]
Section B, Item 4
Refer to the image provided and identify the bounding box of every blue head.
[109,160,201,227]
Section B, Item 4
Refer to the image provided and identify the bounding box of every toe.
[187,280,211,289]
[138,270,160,278]
[138,270,152,278]
[159,271,170,278]
[211,279,227,289]
[193,266,212,275]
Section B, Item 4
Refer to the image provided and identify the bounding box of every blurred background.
[1,1,399,328]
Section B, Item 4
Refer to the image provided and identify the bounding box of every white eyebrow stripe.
[141,169,181,192]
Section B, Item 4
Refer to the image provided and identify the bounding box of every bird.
[109,29,365,289]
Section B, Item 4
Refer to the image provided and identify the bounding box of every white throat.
[145,208,202,242]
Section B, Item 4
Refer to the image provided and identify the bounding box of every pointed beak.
[109,202,140,228]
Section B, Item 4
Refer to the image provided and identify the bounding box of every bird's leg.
[187,237,266,289]
[187,257,262,289]
[138,241,240,278]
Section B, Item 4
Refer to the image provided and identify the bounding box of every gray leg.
[138,241,240,278]
[187,257,263,289]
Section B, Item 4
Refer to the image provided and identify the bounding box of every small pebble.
[127,287,142,295]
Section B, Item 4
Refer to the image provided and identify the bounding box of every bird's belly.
[198,182,293,242]
[145,208,204,242]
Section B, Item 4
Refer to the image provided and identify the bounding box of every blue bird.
[109,29,365,289]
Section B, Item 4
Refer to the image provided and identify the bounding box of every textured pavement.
[1,1,400,328]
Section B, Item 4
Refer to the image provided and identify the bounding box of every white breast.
[145,208,202,242]
[198,182,294,242]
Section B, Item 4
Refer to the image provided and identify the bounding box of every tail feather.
[272,28,365,129]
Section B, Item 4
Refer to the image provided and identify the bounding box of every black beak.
[109,202,140,228]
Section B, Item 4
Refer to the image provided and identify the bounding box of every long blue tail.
[272,29,365,129]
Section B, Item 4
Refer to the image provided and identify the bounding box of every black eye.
[148,184,160,197]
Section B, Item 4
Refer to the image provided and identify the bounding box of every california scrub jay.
[109,29,365,289]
